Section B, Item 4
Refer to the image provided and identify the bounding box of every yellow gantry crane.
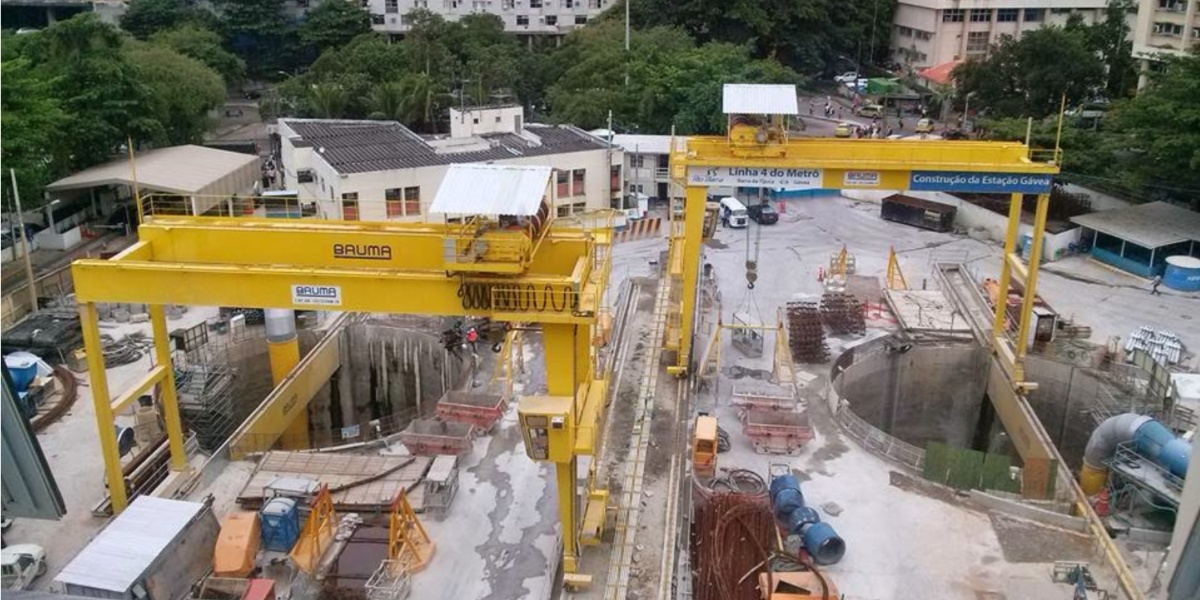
[666,83,1062,495]
[72,164,611,582]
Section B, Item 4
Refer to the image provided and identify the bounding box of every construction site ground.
[11,193,1196,599]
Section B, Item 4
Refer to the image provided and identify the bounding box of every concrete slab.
[885,289,975,333]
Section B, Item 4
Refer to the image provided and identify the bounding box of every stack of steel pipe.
[820,292,866,336]
[785,300,828,363]
[692,491,776,600]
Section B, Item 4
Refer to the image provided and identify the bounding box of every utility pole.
[624,0,630,86]
[9,169,39,312]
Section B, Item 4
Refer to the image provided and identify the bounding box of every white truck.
[1,544,47,590]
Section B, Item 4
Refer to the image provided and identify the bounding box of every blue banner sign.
[909,171,1053,194]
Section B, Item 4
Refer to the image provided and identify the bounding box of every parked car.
[834,123,854,138]
[855,104,885,118]
[915,118,935,134]
[834,71,859,84]
[1,544,46,590]
[747,203,779,225]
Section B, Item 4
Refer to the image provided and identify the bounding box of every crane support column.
[80,302,127,512]
[668,185,710,376]
[265,308,308,448]
[150,304,187,471]
[541,322,591,575]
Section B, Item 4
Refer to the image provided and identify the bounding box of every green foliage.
[629,0,896,74]
[0,56,69,207]
[952,25,1104,119]
[150,26,245,86]
[309,83,349,118]
[545,21,802,133]
[120,0,219,40]
[126,42,227,144]
[217,0,304,78]
[299,0,372,53]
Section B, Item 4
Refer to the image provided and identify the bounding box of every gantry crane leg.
[541,322,592,574]
[668,185,711,376]
[80,302,190,513]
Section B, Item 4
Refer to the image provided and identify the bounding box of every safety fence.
[833,399,925,472]
[1,264,75,331]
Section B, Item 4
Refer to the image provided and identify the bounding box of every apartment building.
[362,0,611,37]
[276,106,621,222]
[1132,0,1199,87]
[891,0,1109,70]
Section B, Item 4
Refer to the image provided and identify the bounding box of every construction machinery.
[693,415,719,479]
[71,163,612,584]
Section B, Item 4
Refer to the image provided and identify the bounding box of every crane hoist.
[71,164,612,583]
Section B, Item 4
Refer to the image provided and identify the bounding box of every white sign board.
[291,284,342,306]
[687,166,823,189]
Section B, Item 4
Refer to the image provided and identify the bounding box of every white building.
[891,0,1109,70]
[362,0,611,37]
[277,106,621,222]
[590,132,675,205]
[1132,0,1198,88]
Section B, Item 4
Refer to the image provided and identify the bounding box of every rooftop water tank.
[1163,255,1200,292]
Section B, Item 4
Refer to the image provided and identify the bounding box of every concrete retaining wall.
[968,490,1088,532]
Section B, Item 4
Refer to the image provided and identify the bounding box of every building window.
[915,30,932,41]
[970,9,991,21]
[564,0,573,7]
[385,0,398,12]
[996,8,1018,22]
[1154,22,1184,36]
[386,188,403,217]
[1023,8,1044,21]
[1050,7,1074,14]
[1158,0,1185,11]
[556,170,569,198]
[342,193,359,221]
[571,169,585,196]
[588,0,602,7]
[897,25,913,37]
[546,15,557,24]
[530,0,542,6]
[630,154,644,168]
[943,9,964,22]
[297,169,315,184]
[575,15,588,24]
[517,15,529,25]
[404,186,420,216]
[502,0,514,7]
[966,31,989,54]
[371,13,385,24]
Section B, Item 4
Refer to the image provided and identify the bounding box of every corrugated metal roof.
[430,164,552,216]
[1070,201,1200,248]
[722,84,799,115]
[610,134,672,155]
[54,496,205,593]
[281,119,609,175]
[45,145,260,195]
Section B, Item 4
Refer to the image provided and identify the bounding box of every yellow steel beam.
[72,262,601,324]
[150,305,187,471]
[682,137,1060,173]
[228,315,345,459]
[1014,193,1050,363]
[667,186,710,375]
[79,302,128,512]
[109,365,167,414]
[1005,253,1029,285]
[985,356,1057,498]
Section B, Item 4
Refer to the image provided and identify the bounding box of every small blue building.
[1070,202,1200,280]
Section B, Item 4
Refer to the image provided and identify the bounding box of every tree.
[0,56,69,207]
[120,0,218,39]
[1107,53,1200,208]
[150,26,245,86]
[26,15,162,169]
[217,0,303,78]
[369,81,406,120]
[952,26,1105,119]
[126,42,226,144]
[310,83,349,118]
[399,72,447,131]
[299,0,372,53]
[1086,0,1137,99]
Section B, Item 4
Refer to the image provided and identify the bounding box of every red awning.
[917,61,962,86]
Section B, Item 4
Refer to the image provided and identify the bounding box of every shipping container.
[880,194,956,233]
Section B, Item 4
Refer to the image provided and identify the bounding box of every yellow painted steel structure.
[72,207,612,579]
[886,246,909,291]
[667,130,1061,496]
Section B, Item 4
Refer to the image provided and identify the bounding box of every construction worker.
[466,326,479,352]
[1150,274,1163,296]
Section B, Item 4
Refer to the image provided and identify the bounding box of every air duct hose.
[1081,412,1192,495]
[769,473,846,566]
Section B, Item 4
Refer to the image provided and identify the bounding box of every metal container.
[1163,255,1200,292]
[880,193,956,233]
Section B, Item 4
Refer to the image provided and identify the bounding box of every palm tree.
[369,81,406,120]
[399,73,444,133]
[310,83,347,119]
